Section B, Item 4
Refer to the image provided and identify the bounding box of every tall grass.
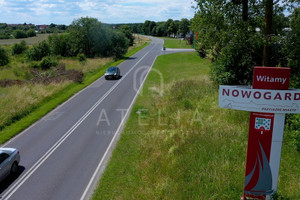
[92,52,300,199]
[0,82,70,129]
[62,57,113,73]
[0,37,149,144]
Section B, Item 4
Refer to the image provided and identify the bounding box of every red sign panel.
[243,67,290,199]
[252,67,290,90]
[244,112,274,199]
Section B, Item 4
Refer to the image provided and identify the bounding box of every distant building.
[36,25,49,30]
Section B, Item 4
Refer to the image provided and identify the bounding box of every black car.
[105,67,120,80]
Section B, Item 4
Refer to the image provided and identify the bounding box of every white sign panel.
[219,85,300,113]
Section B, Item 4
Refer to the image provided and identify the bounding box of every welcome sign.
[219,86,300,113]
[219,66,300,200]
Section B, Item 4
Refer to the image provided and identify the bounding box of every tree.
[284,7,300,88]
[68,17,101,57]
[110,31,129,59]
[165,19,174,37]
[263,0,273,66]
[192,0,299,86]
[67,17,130,58]
[142,20,151,35]
[119,25,134,46]
[48,33,71,57]
[142,20,156,35]
[179,18,190,38]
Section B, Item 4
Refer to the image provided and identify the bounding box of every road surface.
[0,36,194,200]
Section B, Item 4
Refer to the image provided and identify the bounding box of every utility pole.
[263,0,273,66]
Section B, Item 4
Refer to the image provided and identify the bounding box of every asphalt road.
[0,36,194,200]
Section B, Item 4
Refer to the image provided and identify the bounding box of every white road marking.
[80,54,158,200]
[0,45,155,200]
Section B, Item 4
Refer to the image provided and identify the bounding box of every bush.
[39,56,58,70]
[13,30,27,39]
[48,33,72,57]
[0,46,9,66]
[27,29,36,37]
[77,53,86,62]
[12,41,27,55]
[26,41,50,61]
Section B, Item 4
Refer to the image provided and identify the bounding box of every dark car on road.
[105,67,120,80]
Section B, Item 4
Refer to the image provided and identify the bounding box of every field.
[92,51,300,199]
[0,36,149,144]
[0,34,51,45]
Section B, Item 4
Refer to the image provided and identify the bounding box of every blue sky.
[0,0,196,25]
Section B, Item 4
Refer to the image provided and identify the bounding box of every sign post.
[219,66,300,199]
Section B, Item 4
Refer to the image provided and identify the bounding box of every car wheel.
[10,162,19,175]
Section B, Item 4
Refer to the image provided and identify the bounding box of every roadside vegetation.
[0,18,149,144]
[191,1,300,153]
[92,51,300,200]
[163,37,192,49]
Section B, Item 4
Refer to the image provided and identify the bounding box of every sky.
[0,0,197,25]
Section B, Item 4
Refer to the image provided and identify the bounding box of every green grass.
[92,51,300,199]
[162,37,192,49]
[0,41,149,144]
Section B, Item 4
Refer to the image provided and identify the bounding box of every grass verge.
[162,37,192,49]
[0,42,149,144]
[92,51,300,199]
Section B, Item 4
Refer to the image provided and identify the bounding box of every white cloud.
[0,0,196,24]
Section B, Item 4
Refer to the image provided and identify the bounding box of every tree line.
[113,19,191,38]
[0,23,67,39]
[191,0,300,89]
[190,0,300,152]
[0,17,132,69]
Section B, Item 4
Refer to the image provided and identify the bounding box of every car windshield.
[107,67,116,73]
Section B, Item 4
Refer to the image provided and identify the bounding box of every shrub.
[26,41,50,61]
[13,30,27,39]
[48,33,71,57]
[0,46,9,66]
[39,56,58,70]
[77,53,86,63]
[27,29,36,37]
[12,41,27,55]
